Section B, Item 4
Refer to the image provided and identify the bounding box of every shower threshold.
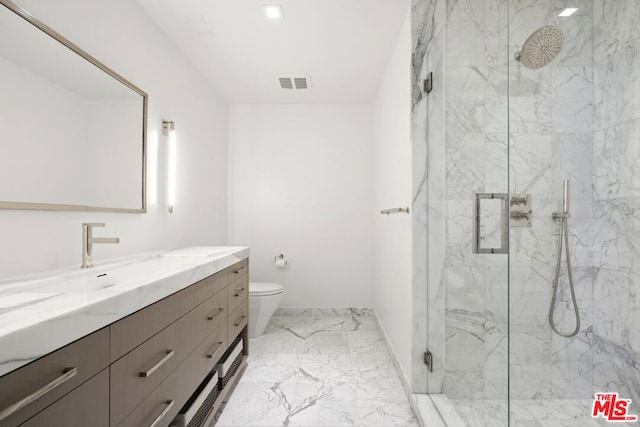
[412,393,637,426]
[450,398,636,427]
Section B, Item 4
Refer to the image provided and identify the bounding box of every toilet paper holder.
[274,254,288,268]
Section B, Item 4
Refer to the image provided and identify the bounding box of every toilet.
[248,282,283,338]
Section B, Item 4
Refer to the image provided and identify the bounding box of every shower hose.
[548,213,581,338]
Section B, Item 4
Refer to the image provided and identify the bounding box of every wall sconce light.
[162,119,176,213]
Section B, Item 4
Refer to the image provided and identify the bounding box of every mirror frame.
[0,0,148,213]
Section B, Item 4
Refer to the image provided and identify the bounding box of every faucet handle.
[82,222,105,228]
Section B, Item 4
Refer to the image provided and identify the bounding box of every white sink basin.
[0,248,244,299]
[0,255,181,298]
[0,293,59,310]
[0,246,250,378]
[40,272,120,293]
[161,246,239,257]
[0,248,244,301]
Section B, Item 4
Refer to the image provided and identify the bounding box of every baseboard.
[372,311,468,427]
[372,310,424,426]
[274,307,374,316]
[372,311,411,397]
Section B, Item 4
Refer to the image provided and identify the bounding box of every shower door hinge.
[423,350,433,372]
[423,72,433,94]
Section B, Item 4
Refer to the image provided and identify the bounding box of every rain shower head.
[515,26,564,69]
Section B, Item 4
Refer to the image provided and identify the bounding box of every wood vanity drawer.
[110,268,229,362]
[19,368,109,427]
[204,319,229,364]
[202,287,228,332]
[230,258,248,281]
[117,321,228,427]
[110,288,228,425]
[0,328,109,427]
[227,274,249,314]
[228,298,248,344]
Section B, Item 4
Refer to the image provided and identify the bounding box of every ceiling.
[135,0,409,104]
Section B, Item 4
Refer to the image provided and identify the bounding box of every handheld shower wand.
[562,179,570,214]
[549,180,580,338]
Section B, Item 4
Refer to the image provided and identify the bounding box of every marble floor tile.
[214,315,418,427]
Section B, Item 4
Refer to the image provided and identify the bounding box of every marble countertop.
[0,246,249,378]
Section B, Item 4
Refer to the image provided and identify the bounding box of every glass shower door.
[421,0,511,424]
[417,0,638,425]
[507,0,640,425]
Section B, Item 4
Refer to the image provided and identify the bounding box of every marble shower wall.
[591,0,640,411]
[435,0,598,400]
[508,0,596,400]
[412,0,639,405]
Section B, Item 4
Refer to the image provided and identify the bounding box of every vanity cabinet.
[109,268,228,362]
[0,328,109,427]
[110,284,229,424]
[227,260,249,346]
[0,259,249,427]
[117,320,228,427]
[19,369,109,427]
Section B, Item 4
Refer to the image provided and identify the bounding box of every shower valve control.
[510,194,532,227]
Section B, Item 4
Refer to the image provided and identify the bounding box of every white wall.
[86,100,143,208]
[0,55,89,205]
[0,0,229,280]
[372,12,412,382]
[228,105,374,308]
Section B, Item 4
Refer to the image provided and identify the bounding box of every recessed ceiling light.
[559,8,578,17]
[263,5,284,20]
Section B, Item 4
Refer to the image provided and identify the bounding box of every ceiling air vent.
[279,77,294,89]
[294,77,308,89]
[278,76,312,90]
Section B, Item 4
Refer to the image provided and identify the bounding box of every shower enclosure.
[411,0,640,425]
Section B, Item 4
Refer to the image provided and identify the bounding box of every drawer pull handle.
[206,341,224,358]
[207,307,224,320]
[234,287,246,297]
[234,315,247,327]
[149,400,174,427]
[140,350,174,378]
[234,265,246,274]
[0,367,77,422]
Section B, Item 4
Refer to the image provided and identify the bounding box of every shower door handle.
[472,193,509,254]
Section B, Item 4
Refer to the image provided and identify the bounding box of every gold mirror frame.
[0,0,148,213]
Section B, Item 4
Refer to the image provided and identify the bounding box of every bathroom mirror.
[0,0,147,213]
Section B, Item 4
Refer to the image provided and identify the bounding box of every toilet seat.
[250,282,283,297]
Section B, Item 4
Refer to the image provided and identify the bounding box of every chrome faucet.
[81,223,119,268]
